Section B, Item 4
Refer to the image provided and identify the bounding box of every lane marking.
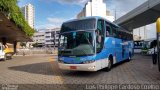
[48,56,65,84]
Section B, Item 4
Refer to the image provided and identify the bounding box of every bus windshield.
[59,31,95,56]
[61,19,96,33]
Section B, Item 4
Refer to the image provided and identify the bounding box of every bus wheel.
[105,57,113,72]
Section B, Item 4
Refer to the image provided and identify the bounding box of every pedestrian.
[150,40,157,64]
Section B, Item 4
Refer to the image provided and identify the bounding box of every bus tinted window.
[105,23,112,36]
[97,20,103,31]
[116,27,133,40]
[96,19,105,53]
[112,27,117,37]
[61,19,96,32]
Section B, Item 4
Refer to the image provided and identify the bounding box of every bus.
[58,16,134,71]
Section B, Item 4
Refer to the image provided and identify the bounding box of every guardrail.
[15,48,57,56]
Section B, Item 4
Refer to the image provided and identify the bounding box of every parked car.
[0,43,14,60]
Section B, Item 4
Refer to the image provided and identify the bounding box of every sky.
[18,0,156,39]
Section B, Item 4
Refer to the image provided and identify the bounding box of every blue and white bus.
[58,16,134,71]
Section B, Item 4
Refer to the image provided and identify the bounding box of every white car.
[148,47,157,55]
[0,43,6,60]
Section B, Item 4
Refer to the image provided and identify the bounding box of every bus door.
[115,30,123,61]
[96,19,106,68]
[121,32,128,60]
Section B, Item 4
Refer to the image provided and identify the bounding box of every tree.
[0,0,34,36]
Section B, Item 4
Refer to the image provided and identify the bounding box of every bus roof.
[63,16,119,28]
[61,16,132,34]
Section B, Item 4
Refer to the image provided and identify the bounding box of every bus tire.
[105,56,113,72]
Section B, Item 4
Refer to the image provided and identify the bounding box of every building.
[77,0,115,22]
[32,32,45,47]
[21,3,35,28]
[32,28,62,47]
[133,35,142,41]
[44,28,60,47]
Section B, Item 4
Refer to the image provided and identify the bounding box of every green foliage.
[0,0,34,36]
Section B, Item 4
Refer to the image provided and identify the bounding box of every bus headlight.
[83,60,95,64]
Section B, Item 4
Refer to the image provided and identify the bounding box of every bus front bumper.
[58,59,109,71]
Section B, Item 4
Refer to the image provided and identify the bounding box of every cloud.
[43,0,88,6]
[36,24,58,29]
[46,0,148,18]
[105,0,156,39]
[47,17,67,24]
[105,0,148,18]
[36,17,71,29]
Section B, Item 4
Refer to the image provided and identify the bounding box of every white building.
[77,0,115,22]
[21,3,35,28]
[32,28,62,47]
[32,32,45,47]
[45,28,60,47]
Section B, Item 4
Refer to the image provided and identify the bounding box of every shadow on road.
[8,58,132,78]
[8,61,104,77]
[8,61,57,76]
[64,71,103,78]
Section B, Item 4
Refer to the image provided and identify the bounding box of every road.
[0,54,160,90]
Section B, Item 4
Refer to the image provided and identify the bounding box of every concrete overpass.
[0,12,32,43]
[0,12,32,53]
[114,0,160,72]
[114,0,160,31]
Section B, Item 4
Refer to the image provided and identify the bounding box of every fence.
[16,48,57,55]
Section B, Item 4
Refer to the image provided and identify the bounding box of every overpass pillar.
[156,18,160,72]
[13,41,17,54]
[1,37,7,45]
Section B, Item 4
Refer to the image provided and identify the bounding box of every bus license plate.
[70,66,77,69]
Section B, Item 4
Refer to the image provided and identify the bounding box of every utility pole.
[139,28,141,40]
[115,9,117,20]
[144,26,146,40]
[90,1,92,16]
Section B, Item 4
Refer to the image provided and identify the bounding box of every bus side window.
[96,19,104,53]
[105,23,112,37]
[117,30,121,39]
[112,27,117,37]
